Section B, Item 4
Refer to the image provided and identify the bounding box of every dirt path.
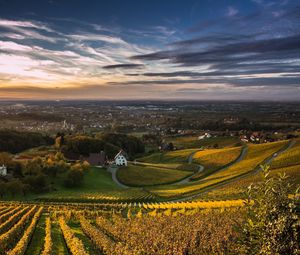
[109,145,248,188]
[107,165,129,189]
[173,145,247,185]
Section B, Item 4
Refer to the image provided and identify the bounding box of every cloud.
[0,41,32,51]
[227,7,239,17]
[0,19,53,32]
[68,33,127,45]
[103,63,144,69]
[0,1,299,101]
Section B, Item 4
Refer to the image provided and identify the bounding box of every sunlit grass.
[191,146,242,180]
[117,163,192,186]
[148,140,289,198]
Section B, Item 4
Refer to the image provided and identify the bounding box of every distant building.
[114,150,127,166]
[0,165,7,176]
[198,133,212,140]
[83,151,106,166]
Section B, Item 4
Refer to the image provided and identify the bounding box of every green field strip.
[68,220,102,255]
[24,213,46,255]
[52,220,69,255]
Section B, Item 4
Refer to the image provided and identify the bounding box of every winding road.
[107,140,295,199]
[170,139,296,202]
[173,145,248,185]
[107,165,129,189]
[108,145,247,188]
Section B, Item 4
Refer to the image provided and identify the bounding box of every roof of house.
[114,150,127,160]
[83,151,106,166]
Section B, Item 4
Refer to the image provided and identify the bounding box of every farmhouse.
[83,151,106,166]
[198,133,212,140]
[0,165,7,176]
[114,150,127,166]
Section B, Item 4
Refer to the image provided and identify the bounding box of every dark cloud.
[128,67,300,78]
[102,63,144,69]
[132,34,300,64]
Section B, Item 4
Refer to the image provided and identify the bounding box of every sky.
[0,0,299,100]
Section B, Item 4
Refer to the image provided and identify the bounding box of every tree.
[64,168,84,187]
[24,174,48,193]
[0,181,7,198]
[6,179,23,197]
[238,165,299,255]
[0,152,12,165]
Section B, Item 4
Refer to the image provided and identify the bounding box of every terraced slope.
[201,164,300,200]
[148,140,289,199]
[270,138,300,169]
[202,139,300,200]
[191,146,243,180]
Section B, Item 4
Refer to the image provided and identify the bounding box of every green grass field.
[116,163,193,186]
[33,167,154,202]
[191,146,243,180]
[148,140,289,198]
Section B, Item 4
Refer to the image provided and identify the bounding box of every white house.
[114,150,128,166]
[198,133,212,140]
[0,165,7,176]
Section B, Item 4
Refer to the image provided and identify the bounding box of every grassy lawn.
[165,135,241,149]
[52,221,69,255]
[148,140,289,198]
[39,167,121,199]
[191,146,243,180]
[117,163,192,186]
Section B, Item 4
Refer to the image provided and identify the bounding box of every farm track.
[175,145,248,185]
[107,165,130,189]
[170,139,296,202]
[109,146,247,188]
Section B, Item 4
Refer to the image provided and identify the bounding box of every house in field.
[114,150,128,166]
[0,165,7,176]
[198,132,212,140]
[83,151,107,167]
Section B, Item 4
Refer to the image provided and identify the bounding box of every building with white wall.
[0,165,7,176]
[114,150,127,166]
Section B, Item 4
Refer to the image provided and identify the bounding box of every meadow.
[116,163,193,186]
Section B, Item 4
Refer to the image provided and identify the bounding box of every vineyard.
[191,146,243,180]
[0,138,298,254]
[147,140,289,198]
[0,200,245,255]
[201,139,300,200]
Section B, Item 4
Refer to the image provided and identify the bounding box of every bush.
[64,168,84,188]
[238,165,299,255]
